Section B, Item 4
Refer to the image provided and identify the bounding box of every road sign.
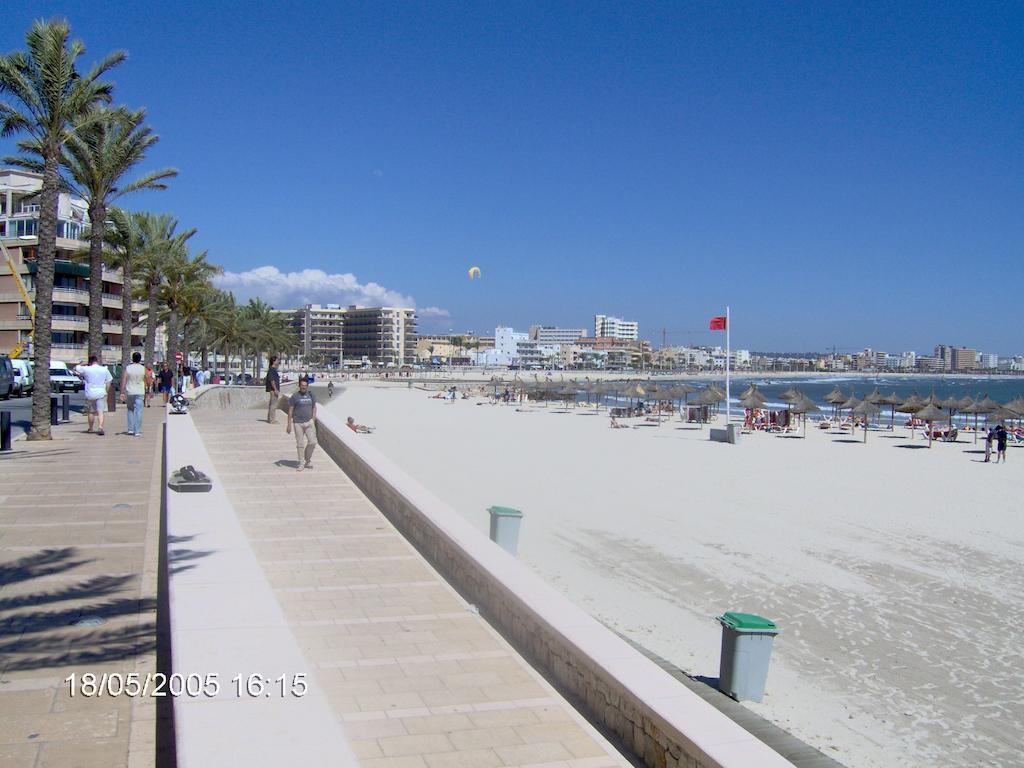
[175,352,183,362]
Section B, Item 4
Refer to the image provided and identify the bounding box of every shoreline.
[311,368,1024,384]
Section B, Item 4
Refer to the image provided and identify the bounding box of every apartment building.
[528,326,587,345]
[275,303,346,365]
[341,306,417,366]
[0,169,144,364]
[952,347,977,372]
[593,314,638,341]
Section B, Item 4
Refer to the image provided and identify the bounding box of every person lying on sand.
[610,417,629,429]
[347,416,375,433]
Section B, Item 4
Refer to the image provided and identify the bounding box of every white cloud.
[418,306,451,318]
[372,169,384,178]
[214,265,442,315]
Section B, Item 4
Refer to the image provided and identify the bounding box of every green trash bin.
[716,612,779,702]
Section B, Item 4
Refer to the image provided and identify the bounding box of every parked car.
[11,358,33,396]
[0,355,13,400]
[50,363,83,393]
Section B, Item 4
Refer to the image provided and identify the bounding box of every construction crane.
[1,240,34,358]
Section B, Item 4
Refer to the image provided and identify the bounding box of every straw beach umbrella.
[788,394,820,438]
[824,386,847,418]
[779,386,803,403]
[881,391,903,429]
[896,394,924,439]
[738,388,771,429]
[665,383,696,422]
[736,383,758,400]
[851,400,882,443]
[839,394,861,434]
[865,387,886,405]
[689,387,722,426]
[914,403,947,447]
[966,395,1002,442]
[938,395,961,431]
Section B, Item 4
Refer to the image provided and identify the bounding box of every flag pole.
[725,306,731,425]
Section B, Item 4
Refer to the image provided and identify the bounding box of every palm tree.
[191,289,235,372]
[156,247,220,387]
[101,207,146,374]
[208,291,243,381]
[239,298,297,382]
[0,19,125,440]
[59,107,176,360]
[133,214,196,367]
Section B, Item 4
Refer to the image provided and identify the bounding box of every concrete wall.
[187,383,336,411]
[313,408,793,768]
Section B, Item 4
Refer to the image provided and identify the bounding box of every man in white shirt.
[120,352,147,437]
[78,355,113,435]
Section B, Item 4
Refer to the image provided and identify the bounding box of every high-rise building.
[594,314,638,341]
[952,347,977,372]
[934,345,954,371]
[0,169,145,364]
[977,352,999,370]
[273,304,346,365]
[341,306,417,366]
[528,326,587,345]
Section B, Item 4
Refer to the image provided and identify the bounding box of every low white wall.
[314,409,793,768]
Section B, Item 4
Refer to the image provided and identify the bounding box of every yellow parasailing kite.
[467,266,481,279]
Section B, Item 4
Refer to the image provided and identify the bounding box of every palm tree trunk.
[181,322,191,372]
[120,257,133,375]
[144,279,159,367]
[87,202,106,361]
[29,150,60,440]
[167,306,178,390]
[201,345,209,371]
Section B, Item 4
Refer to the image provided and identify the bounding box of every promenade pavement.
[192,406,633,768]
[0,404,165,768]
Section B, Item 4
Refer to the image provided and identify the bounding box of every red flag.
[709,316,727,331]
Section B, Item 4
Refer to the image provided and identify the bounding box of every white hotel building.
[594,314,638,341]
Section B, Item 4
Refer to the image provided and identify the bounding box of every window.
[13,218,38,237]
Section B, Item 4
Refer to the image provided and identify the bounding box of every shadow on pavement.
[0,548,156,672]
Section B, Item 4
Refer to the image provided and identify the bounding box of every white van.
[11,359,33,396]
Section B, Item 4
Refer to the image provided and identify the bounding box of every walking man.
[157,363,173,404]
[286,376,317,471]
[265,356,281,424]
[995,423,1008,464]
[78,355,112,435]
[120,352,146,437]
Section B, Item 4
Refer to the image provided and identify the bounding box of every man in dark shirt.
[265,357,281,424]
[286,376,317,471]
[994,424,1008,464]
[157,363,174,405]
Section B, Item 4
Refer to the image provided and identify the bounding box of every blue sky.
[2,2,1021,353]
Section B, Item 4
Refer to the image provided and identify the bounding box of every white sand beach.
[329,381,1022,768]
